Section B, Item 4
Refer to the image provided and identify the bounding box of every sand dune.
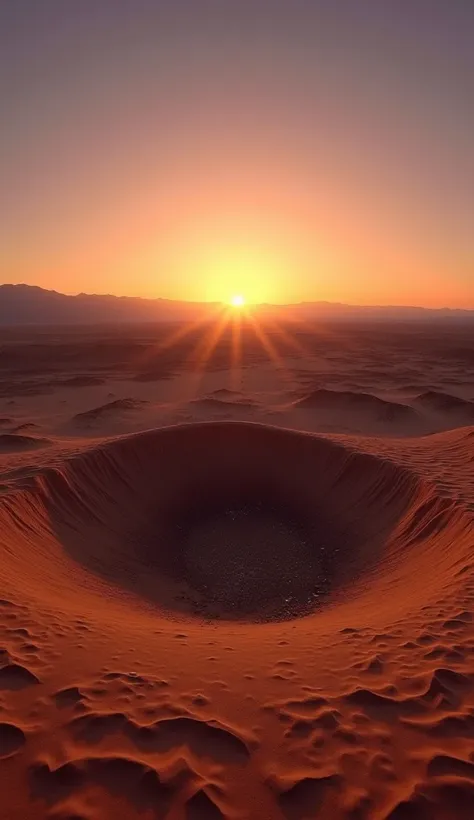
[190,395,258,413]
[1,322,474,819]
[0,433,51,452]
[294,388,416,420]
[287,387,474,436]
[73,398,149,426]
[289,388,423,436]
[414,390,474,417]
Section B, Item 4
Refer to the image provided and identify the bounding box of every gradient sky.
[1,1,473,306]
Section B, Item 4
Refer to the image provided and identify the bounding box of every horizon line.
[2,282,474,313]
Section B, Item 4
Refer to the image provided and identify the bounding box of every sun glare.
[230,294,245,308]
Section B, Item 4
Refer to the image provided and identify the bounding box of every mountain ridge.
[0,284,473,325]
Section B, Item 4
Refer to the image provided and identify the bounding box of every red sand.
[0,322,473,819]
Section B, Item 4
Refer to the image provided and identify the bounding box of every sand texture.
[0,320,474,819]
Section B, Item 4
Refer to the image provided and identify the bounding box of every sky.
[1,0,473,307]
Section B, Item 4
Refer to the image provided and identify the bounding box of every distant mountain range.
[0,285,220,325]
[0,284,473,325]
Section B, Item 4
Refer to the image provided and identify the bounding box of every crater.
[130,425,392,620]
[0,422,472,626]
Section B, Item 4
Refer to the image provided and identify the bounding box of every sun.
[230,294,245,308]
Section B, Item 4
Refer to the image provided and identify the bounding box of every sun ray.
[130,308,227,374]
[186,309,232,398]
[230,311,243,391]
[246,313,297,388]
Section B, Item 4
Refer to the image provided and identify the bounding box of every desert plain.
[0,317,474,819]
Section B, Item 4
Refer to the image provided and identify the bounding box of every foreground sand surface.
[0,320,473,819]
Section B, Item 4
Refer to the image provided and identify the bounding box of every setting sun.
[230,294,245,308]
